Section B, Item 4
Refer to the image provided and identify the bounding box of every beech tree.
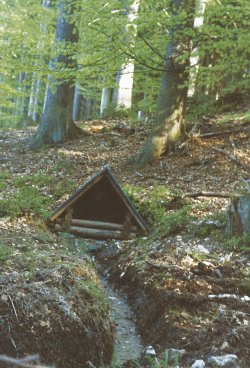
[29,0,82,148]
[133,0,195,166]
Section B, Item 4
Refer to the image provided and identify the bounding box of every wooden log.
[69,225,136,240]
[71,219,137,232]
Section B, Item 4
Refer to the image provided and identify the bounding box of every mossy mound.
[0,263,114,367]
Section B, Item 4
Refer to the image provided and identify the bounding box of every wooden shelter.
[49,166,147,240]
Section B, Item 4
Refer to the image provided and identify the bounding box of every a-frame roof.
[49,166,147,232]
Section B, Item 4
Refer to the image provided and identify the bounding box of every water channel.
[101,277,144,364]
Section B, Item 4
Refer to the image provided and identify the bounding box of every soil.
[0,112,249,367]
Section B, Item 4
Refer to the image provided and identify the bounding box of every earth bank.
[0,228,114,367]
[96,236,250,368]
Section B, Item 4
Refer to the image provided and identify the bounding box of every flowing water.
[101,277,144,364]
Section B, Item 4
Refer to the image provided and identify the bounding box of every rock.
[181,255,194,267]
[191,360,206,368]
[145,346,156,356]
[97,243,120,260]
[207,354,239,367]
[220,342,230,351]
[195,245,210,254]
[214,268,223,278]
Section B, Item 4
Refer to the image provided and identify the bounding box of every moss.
[0,244,13,262]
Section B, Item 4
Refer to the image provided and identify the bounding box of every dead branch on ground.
[0,355,50,368]
[185,191,232,199]
[211,147,250,172]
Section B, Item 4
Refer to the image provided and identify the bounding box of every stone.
[220,342,230,351]
[191,360,206,368]
[207,354,239,367]
[195,245,210,254]
[145,346,156,356]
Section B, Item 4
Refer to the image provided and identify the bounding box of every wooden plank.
[69,226,136,240]
[71,219,137,232]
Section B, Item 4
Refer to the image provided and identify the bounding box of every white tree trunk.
[28,73,36,118]
[188,0,207,97]
[73,83,81,121]
[111,0,140,109]
[100,87,113,117]
[112,62,136,109]
[14,72,26,116]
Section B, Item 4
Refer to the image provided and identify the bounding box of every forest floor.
[0,109,250,367]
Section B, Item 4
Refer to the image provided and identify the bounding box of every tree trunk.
[132,0,195,166]
[188,0,207,97]
[100,87,113,118]
[73,83,81,122]
[29,0,83,149]
[227,193,250,237]
[111,0,140,110]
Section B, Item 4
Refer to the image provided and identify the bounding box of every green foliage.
[216,109,250,125]
[0,0,55,116]
[13,173,55,188]
[0,186,52,218]
[0,244,13,262]
[190,211,227,239]
[125,184,192,239]
[225,234,250,250]
[124,184,173,224]
[239,278,250,294]
[1,0,250,126]
[0,171,11,180]
[153,205,193,238]
[0,172,77,219]
[102,104,130,119]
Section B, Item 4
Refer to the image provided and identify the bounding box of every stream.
[101,277,144,364]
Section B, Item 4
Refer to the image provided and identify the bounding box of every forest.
[0,0,250,367]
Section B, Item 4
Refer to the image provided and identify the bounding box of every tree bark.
[227,194,250,237]
[100,87,113,118]
[132,0,195,166]
[73,83,81,122]
[111,0,140,110]
[29,0,83,149]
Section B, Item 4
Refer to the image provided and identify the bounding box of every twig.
[198,129,241,138]
[87,361,97,368]
[8,294,18,322]
[145,260,184,272]
[211,147,250,172]
[198,125,250,139]
[185,191,233,198]
[0,355,49,368]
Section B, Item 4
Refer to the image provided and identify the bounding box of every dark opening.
[59,176,135,225]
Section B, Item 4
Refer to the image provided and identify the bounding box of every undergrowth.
[124,184,194,241]
[0,172,77,219]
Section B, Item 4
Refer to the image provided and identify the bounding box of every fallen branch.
[211,147,250,172]
[199,129,241,138]
[0,355,49,368]
[7,293,18,322]
[185,191,232,199]
[160,289,250,312]
[145,260,184,272]
[198,125,250,139]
